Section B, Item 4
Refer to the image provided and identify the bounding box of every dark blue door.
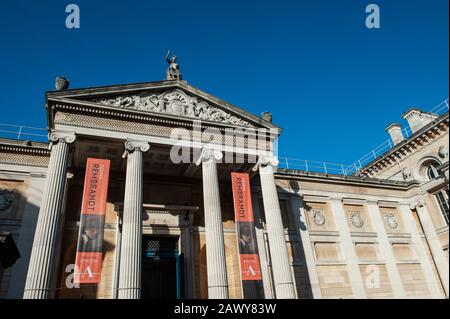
[142,236,182,299]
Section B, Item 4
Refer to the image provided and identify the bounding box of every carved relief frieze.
[91,89,253,127]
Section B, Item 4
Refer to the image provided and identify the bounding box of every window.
[434,190,449,226]
[426,163,440,180]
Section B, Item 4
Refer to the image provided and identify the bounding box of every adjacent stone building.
[0,77,448,299]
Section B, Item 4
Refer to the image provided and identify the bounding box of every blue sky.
[0,0,448,165]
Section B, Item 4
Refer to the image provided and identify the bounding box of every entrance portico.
[23,79,296,299]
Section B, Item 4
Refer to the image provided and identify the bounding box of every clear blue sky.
[0,0,448,165]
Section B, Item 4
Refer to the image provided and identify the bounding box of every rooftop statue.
[165,50,182,80]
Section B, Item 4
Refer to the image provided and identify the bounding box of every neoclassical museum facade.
[0,75,448,299]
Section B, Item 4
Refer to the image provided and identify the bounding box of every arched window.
[426,162,440,180]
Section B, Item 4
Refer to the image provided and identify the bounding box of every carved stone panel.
[91,89,253,127]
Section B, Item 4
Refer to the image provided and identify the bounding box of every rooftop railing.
[0,124,48,142]
[277,157,351,175]
[342,98,449,175]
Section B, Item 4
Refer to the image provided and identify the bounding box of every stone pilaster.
[366,200,405,298]
[289,195,322,298]
[399,204,444,298]
[329,197,366,298]
[117,140,149,299]
[257,156,296,299]
[411,196,449,297]
[23,131,76,299]
[196,148,229,299]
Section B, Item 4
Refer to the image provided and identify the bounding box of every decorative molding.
[377,200,399,208]
[0,143,50,155]
[0,142,50,167]
[302,195,329,204]
[91,89,253,127]
[53,111,272,151]
[342,198,365,206]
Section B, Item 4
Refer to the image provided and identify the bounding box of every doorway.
[142,236,182,299]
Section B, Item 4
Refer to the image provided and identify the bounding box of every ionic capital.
[409,195,426,210]
[48,131,76,149]
[252,155,279,172]
[195,148,223,166]
[124,140,150,153]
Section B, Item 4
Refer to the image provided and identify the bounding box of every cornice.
[46,100,278,141]
[274,168,419,190]
[0,139,50,155]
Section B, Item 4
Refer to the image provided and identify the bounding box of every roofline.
[402,107,439,118]
[0,138,48,149]
[359,111,449,173]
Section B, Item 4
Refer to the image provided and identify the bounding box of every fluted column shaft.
[118,140,149,299]
[258,156,296,299]
[197,149,229,299]
[23,131,76,299]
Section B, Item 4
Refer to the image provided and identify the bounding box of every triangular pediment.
[46,80,280,131]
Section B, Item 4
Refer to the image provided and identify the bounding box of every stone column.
[412,196,449,297]
[257,156,296,299]
[117,140,149,299]
[196,148,229,299]
[23,131,76,299]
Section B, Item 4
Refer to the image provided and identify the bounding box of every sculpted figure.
[402,167,411,180]
[165,50,182,80]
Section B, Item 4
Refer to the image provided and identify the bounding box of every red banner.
[239,254,262,281]
[231,172,264,297]
[231,172,255,223]
[74,158,110,284]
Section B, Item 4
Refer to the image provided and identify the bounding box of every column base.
[274,282,296,299]
[208,285,229,299]
[117,287,141,299]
